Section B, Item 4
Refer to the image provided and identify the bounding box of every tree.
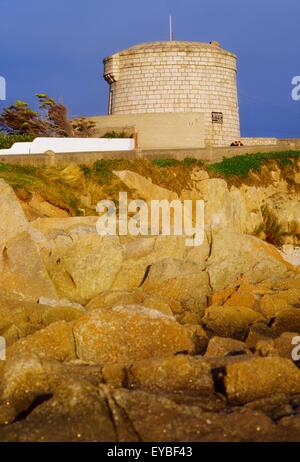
[0,100,48,135]
[36,94,74,137]
[0,94,96,138]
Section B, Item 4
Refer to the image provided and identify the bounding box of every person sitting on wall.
[231,140,244,147]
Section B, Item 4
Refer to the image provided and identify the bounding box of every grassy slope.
[0,151,299,216]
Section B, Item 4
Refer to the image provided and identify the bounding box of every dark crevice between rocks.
[175,350,190,356]
[71,326,80,360]
[102,394,121,442]
[2,246,9,271]
[13,393,53,422]
[206,227,213,261]
[211,367,228,399]
[101,386,142,442]
[138,265,151,287]
[294,360,300,369]
[112,396,143,443]
[65,271,76,289]
[267,317,276,328]
[226,350,247,357]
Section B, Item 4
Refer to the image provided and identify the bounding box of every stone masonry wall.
[103,41,240,147]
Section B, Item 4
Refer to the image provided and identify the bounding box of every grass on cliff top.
[0,157,202,216]
[1,151,300,217]
[208,151,300,177]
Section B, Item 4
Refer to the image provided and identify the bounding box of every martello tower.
[103,41,240,147]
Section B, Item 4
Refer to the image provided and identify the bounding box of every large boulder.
[0,179,37,245]
[86,288,176,317]
[113,170,178,201]
[126,355,214,395]
[225,357,300,404]
[0,293,84,346]
[111,388,279,442]
[40,234,124,304]
[141,258,211,324]
[0,358,116,441]
[112,235,188,291]
[202,305,265,340]
[72,305,196,365]
[205,336,251,357]
[0,232,58,303]
[206,229,295,292]
[5,321,77,364]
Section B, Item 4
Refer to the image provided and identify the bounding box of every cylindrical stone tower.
[103,41,240,146]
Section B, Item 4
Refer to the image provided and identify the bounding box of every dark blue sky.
[1,0,299,137]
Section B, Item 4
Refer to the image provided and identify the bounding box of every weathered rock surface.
[202,305,265,340]
[72,305,196,365]
[40,234,124,304]
[205,336,251,357]
[225,357,300,404]
[141,258,211,323]
[0,294,84,346]
[0,232,58,302]
[206,229,294,292]
[0,178,300,441]
[126,355,214,395]
[113,170,178,201]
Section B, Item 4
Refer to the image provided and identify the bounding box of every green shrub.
[183,157,199,167]
[102,131,130,139]
[209,151,300,177]
[80,164,91,176]
[152,159,180,168]
[92,159,113,185]
[0,133,35,149]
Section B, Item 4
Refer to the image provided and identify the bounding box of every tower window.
[212,112,223,124]
[108,89,114,115]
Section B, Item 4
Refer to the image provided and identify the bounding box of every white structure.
[0,137,135,156]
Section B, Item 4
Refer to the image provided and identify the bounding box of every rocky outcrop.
[72,305,197,365]
[114,170,178,201]
[0,177,300,442]
[206,229,295,291]
[0,232,58,302]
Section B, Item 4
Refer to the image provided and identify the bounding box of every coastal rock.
[205,336,250,357]
[206,229,294,292]
[141,258,211,324]
[86,289,175,317]
[73,305,196,365]
[40,234,124,304]
[126,355,214,395]
[113,170,178,201]
[225,357,300,404]
[202,305,265,340]
[0,232,58,303]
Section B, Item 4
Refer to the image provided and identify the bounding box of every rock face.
[206,229,294,291]
[40,234,124,304]
[225,358,300,404]
[141,258,211,324]
[202,305,264,340]
[0,178,300,442]
[0,179,33,245]
[0,232,58,303]
[113,170,178,201]
[72,305,196,365]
